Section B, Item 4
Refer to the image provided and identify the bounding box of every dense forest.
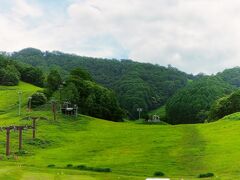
[209,90,240,121]
[2,48,240,123]
[10,48,191,119]
[216,67,240,87]
[166,76,236,124]
[0,55,44,86]
[45,68,124,121]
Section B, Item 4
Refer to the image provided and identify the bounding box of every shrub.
[75,165,111,172]
[92,167,111,172]
[15,150,28,156]
[66,164,73,168]
[154,171,165,177]
[198,172,214,178]
[30,92,47,108]
[47,164,55,168]
[27,138,52,148]
[76,165,86,170]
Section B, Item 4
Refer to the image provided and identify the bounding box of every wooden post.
[19,127,23,151]
[52,102,56,121]
[6,128,10,156]
[32,119,36,139]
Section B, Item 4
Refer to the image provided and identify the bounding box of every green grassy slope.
[0,83,240,179]
[149,105,166,119]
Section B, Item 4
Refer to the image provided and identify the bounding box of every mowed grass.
[1,83,240,179]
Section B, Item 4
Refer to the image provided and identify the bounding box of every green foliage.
[70,68,93,81]
[47,164,55,168]
[66,69,124,121]
[30,92,47,108]
[75,165,111,172]
[198,172,214,178]
[20,66,44,87]
[47,69,62,92]
[217,67,240,87]
[154,171,165,177]
[11,48,190,119]
[0,56,20,86]
[209,90,240,120]
[66,164,73,168]
[166,76,235,124]
[61,82,79,104]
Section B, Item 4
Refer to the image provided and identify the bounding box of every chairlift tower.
[28,96,32,112]
[18,91,22,116]
[137,108,143,120]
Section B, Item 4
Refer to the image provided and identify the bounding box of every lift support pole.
[1,125,33,156]
[19,127,23,151]
[6,128,10,156]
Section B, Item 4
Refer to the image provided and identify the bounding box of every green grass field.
[1,82,240,179]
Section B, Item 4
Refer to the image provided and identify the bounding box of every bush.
[27,138,52,148]
[198,172,214,178]
[75,165,111,172]
[209,90,240,121]
[154,171,165,177]
[76,165,86,170]
[93,167,111,172]
[30,92,47,108]
[66,164,73,168]
[15,150,28,156]
[47,164,55,168]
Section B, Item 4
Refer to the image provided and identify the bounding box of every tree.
[166,77,235,124]
[70,68,93,81]
[30,92,47,108]
[21,67,44,87]
[0,56,20,86]
[64,68,124,121]
[0,67,19,86]
[47,69,62,92]
[61,83,79,104]
[209,90,240,120]
[12,49,190,119]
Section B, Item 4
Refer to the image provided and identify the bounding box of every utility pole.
[52,100,57,121]
[6,127,10,156]
[18,91,22,116]
[59,84,63,112]
[74,104,78,117]
[137,108,143,120]
[18,127,23,151]
[28,96,32,112]
[32,118,36,139]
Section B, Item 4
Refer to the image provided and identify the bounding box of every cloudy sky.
[1,0,240,74]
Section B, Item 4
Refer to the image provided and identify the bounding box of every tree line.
[11,48,190,119]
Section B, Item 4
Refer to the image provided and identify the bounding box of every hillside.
[0,83,240,179]
[166,76,236,124]
[10,48,191,118]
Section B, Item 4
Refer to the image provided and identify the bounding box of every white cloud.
[1,0,240,74]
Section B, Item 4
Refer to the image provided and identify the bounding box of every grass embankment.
[0,82,240,179]
[149,105,166,119]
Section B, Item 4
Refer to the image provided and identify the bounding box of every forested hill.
[10,48,191,118]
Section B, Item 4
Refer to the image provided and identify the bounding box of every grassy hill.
[1,83,240,179]
[148,105,166,119]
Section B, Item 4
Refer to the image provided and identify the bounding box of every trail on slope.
[175,125,207,176]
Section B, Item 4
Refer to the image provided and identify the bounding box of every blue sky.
[0,0,240,74]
